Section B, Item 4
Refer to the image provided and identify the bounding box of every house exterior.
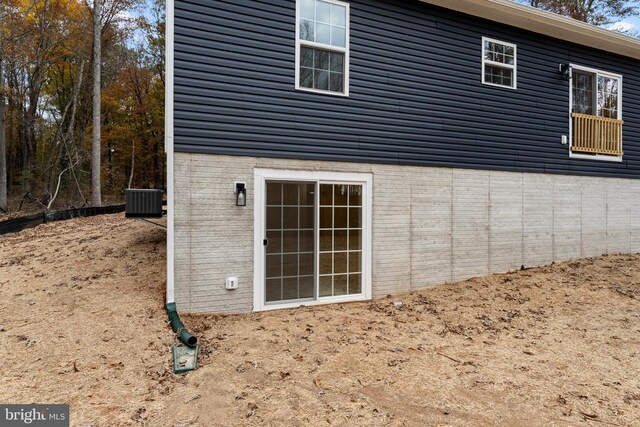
[165,0,640,313]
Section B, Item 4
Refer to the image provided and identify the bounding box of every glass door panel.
[318,184,363,297]
[572,71,595,115]
[265,181,316,304]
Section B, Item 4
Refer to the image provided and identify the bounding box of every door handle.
[263,238,268,247]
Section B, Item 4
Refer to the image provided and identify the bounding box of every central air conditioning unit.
[125,189,164,218]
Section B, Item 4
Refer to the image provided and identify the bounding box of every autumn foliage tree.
[0,0,164,212]
[520,0,640,26]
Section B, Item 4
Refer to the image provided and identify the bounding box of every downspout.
[166,302,197,347]
[165,0,196,348]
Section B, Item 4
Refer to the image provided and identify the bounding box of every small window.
[482,37,517,89]
[296,0,349,96]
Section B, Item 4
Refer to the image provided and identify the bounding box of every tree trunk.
[0,35,7,213]
[128,140,134,189]
[65,61,86,206]
[91,0,102,206]
[154,140,159,189]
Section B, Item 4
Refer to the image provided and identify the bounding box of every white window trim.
[295,0,350,97]
[568,63,623,162]
[253,169,373,312]
[481,36,517,90]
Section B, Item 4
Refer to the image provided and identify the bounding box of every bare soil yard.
[0,214,639,426]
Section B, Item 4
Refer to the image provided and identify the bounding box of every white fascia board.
[421,0,640,60]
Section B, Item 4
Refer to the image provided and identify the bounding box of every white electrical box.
[225,276,238,290]
[561,135,568,145]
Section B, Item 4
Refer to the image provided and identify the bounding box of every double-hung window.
[482,37,517,89]
[296,0,349,96]
[570,64,623,159]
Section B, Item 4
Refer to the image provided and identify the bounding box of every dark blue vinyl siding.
[174,0,640,178]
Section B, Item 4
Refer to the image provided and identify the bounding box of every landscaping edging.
[0,204,126,236]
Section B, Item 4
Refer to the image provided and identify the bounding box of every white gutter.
[165,0,175,304]
[422,0,640,60]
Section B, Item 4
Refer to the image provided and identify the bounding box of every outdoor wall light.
[559,64,571,81]
[235,182,247,207]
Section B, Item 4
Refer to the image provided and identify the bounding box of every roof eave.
[421,0,640,61]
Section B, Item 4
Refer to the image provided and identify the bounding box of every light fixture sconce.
[559,64,571,81]
[234,182,247,207]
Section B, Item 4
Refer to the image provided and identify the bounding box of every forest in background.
[0,0,164,213]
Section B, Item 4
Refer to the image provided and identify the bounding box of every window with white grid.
[482,37,517,89]
[296,0,349,95]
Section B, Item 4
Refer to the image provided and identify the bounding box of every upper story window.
[572,69,621,119]
[482,37,517,89]
[296,0,350,96]
[570,64,623,159]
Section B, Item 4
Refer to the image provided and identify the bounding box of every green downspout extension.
[166,302,198,347]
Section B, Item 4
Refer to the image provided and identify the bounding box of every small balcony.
[571,113,623,156]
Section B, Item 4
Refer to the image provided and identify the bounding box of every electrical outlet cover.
[226,276,238,289]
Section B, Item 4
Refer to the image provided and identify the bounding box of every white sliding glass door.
[318,183,363,297]
[264,181,316,303]
[254,169,372,311]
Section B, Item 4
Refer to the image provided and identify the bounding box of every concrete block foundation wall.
[174,153,640,313]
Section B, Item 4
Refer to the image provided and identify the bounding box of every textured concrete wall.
[174,153,640,313]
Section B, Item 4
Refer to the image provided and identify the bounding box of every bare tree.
[91,0,102,206]
[0,29,6,213]
[128,140,134,189]
[47,61,86,210]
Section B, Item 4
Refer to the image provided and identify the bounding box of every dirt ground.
[0,214,639,426]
